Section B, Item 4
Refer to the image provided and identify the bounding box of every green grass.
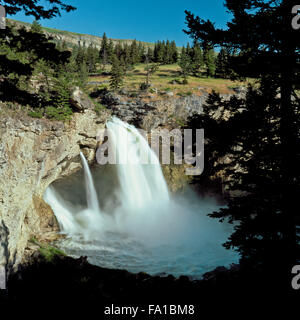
[29,238,66,262]
[94,102,106,115]
[88,63,249,97]
[39,246,66,262]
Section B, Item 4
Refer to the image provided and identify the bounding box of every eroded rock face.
[96,91,208,131]
[0,109,109,271]
[70,87,95,111]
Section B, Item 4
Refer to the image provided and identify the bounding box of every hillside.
[7,19,155,49]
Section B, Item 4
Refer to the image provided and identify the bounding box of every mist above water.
[44,117,238,278]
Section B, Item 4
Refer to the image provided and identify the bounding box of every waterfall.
[106,117,169,210]
[44,187,78,232]
[44,152,104,235]
[44,117,169,234]
[43,117,238,278]
[80,152,101,214]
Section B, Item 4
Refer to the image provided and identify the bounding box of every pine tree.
[107,39,114,63]
[46,67,73,121]
[30,20,42,33]
[203,46,216,77]
[121,43,133,74]
[191,42,203,76]
[130,40,139,64]
[110,54,124,91]
[143,47,154,63]
[215,48,228,78]
[164,40,172,64]
[114,41,123,59]
[186,43,192,57]
[86,44,97,73]
[154,41,164,63]
[179,47,192,81]
[170,41,178,63]
[184,0,300,288]
[99,32,108,70]
[143,52,159,90]
[3,0,75,20]
[137,42,145,63]
[79,60,88,85]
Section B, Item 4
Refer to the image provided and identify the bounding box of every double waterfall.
[44,117,169,236]
[44,117,238,278]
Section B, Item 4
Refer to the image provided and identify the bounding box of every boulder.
[101,92,123,106]
[166,91,174,97]
[70,87,94,111]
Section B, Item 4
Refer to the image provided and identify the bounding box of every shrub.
[139,82,150,91]
[28,110,43,118]
[94,103,106,115]
[169,79,182,85]
[45,105,73,121]
[39,246,66,262]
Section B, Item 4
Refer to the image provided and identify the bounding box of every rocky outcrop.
[0,108,109,271]
[8,19,152,50]
[95,91,209,130]
[70,87,95,111]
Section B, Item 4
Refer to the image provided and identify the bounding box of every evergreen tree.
[215,48,228,78]
[203,46,216,77]
[99,32,108,69]
[110,54,124,91]
[30,20,43,33]
[130,40,139,64]
[154,41,164,63]
[191,42,203,76]
[143,52,159,90]
[86,44,98,73]
[164,40,172,64]
[114,41,123,59]
[74,42,86,74]
[186,42,192,57]
[46,67,73,121]
[184,0,300,289]
[2,0,75,19]
[170,40,178,63]
[107,39,114,63]
[143,47,154,63]
[121,43,133,74]
[179,47,192,81]
[137,42,145,63]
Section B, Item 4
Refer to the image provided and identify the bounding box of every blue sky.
[8,0,232,46]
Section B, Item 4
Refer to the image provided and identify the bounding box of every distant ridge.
[7,19,155,49]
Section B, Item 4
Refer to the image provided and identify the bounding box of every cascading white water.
[44,152,104,236]
[44,117,239,278]
[80,152,101,214]
[106,117,169,209]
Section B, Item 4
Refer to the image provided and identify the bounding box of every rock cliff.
[0,108,109,271]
